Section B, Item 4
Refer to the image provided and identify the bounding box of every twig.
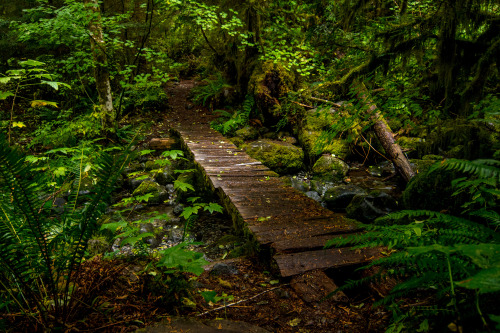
[360,133,389,161]
[197,285,288,317]
[309,96,343,108]
[292,101,314,109]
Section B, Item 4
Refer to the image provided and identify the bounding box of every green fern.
[326,159,500,331]
[0,135,132,328]
[211,94,255,135]
[191,73,231,109]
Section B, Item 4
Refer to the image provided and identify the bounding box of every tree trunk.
[85,0,115,132]
[356,83,415,183]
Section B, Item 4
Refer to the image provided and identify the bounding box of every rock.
[290,176,310,192]
[305,191,322,202]
[346,192,398,223]
[87,236,111,255]
[235,126,259,140]
[243,139,304,175]
[210,263,239,276]
[312,155,349,181]
[298,130,350,160]
[323,184,367,211]
[132,180,168,205]
[173,203,185,216]
[130,177,152,190]
[51,197,67,214]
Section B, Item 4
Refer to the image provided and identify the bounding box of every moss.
[312,155,349,181]
[243,139,304,175]
[133,180,162,196]
[235,126,259,140]
[229,136,244,147]
[299,129,350,159]
[396,136,422,150]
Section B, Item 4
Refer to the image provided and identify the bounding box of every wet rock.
[323,184,367,211]
[173,203,185,216]
[346,192,398,223]
[290,176,310,192]
[235,126,259,141]
[298,130,350,160]
[210,263,239,276]
[130,177,153,190]
[243,139,304,175]
[51,197,67,214]
[305,191,322,202]
[312,155,349,181]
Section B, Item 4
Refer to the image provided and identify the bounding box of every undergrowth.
[326,159,500,332]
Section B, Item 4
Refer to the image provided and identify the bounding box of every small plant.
[326,159,500,332]
[191,73,231,110]
[211,94,255,135]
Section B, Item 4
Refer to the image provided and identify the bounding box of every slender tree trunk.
[85,0,115,132]
[356,83,415,183]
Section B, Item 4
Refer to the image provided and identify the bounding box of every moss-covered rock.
[243,139,304,175]
[312,155,349,181]
[346,192,398,223]
[133,180,162,196]
[324,184,367,211]
[235,126,259,141]
[299,129,350,160]
[229,136,244,147]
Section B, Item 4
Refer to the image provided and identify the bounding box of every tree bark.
[85,0,115,132]
[356,83,415,183]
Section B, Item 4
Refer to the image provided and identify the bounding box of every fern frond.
[430,159,500,181]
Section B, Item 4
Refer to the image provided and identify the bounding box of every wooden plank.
[271,232,363,253]
[290,270,348,304]
[273,247,381,277]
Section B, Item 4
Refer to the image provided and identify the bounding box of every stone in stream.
[312,154,349,181]
[346,192,398,223]
[323,184,367,211]
[305,191,322,202]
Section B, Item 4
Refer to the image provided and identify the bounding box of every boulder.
[243,139,304,175]
[298,130,350,160]
[346,192,398,223]
[132,180,169,205]
[312,155,349,181]
[235,126,259,141]
[323,184,367,211]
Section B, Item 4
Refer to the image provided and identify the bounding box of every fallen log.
[356,83,415,183]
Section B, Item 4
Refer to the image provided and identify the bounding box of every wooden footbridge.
[162,81,379,278]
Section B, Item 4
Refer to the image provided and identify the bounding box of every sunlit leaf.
[31,100,58,108]
[19,59,46,67]
[12,122,26,128]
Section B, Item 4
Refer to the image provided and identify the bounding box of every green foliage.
[0,134,132,328]
[326,159,500,331]
[211,94,255,135]
[192,73,231,110]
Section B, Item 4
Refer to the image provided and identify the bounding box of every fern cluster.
[326,159,500,332]
[0,135,132,329]
[191,73,231,110]
[211,94,255,135]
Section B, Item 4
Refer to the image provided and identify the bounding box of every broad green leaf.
[12,122,26,128]
[0,91,14,99]
[455,244,500,269]
[31,100,58,108]
[180,205,200,219]
[19,59,45,67]
[100,221,128,232]
[457,267,500,293]
[41,80,70,91]
[200,290,217,303]
[157,243,208,275]
[139,149,155,155]
[0,77,11,84]
[204,202,223,214]
[174,180,194,192]
[161,150,184,160]
[120,233,154,246]
[186,197,200,203]
[53,167,67,177]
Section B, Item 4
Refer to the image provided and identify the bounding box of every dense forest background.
[0,0,499,332]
